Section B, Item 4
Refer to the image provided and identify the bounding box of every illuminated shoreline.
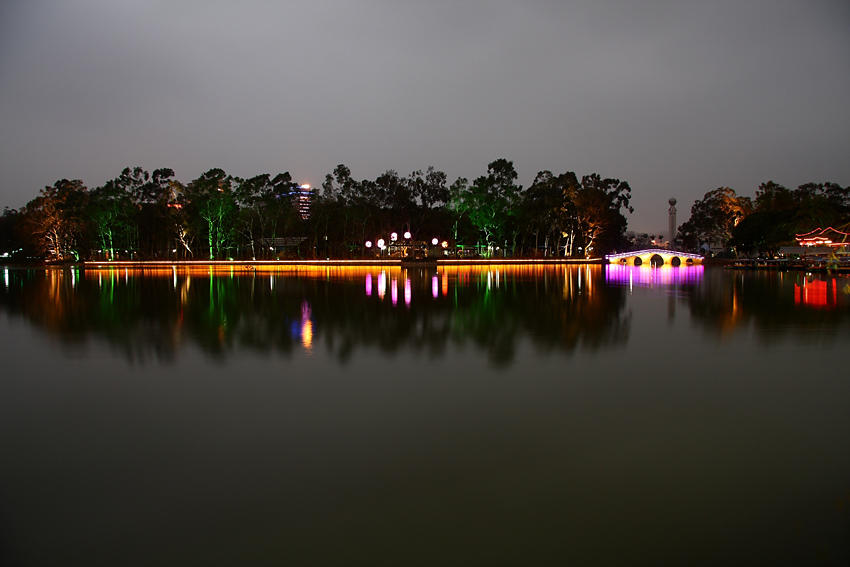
[79,258,605,270]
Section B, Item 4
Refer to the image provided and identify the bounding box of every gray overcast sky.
[1,0,848,234]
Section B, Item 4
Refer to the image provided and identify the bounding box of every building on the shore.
[291,184,312,220]
[779,225,850,258]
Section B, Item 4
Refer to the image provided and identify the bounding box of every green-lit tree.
[457,159,523,255]
[89,167,150,260]
[184,169,237,259]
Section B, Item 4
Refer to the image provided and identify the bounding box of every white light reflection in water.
[378,271,386,299]
[173,266,177,288]
[301,301,313,354]
[270,275,274,290]
[3,268,7,288]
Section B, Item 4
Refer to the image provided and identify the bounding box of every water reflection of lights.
[301,301,313,354]
[795,277,841,309]
[605,264,704,288]
[360,264,606,306]
[378,272,386,299]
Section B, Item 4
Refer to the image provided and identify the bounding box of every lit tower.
[295,184,312,219]
[668,198,677,251]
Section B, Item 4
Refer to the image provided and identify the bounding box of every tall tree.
[184,169,237,259]
[22,180,90,261]
[521,170,582,256]
[458,159,523,254]
[679,187,752,253]
[89,167,147,259]
[0,207,25,258]
[572,174,633,256]
[132,168,181,258]
[235,172,298,259]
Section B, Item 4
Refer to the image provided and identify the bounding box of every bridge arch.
[604,249,704,267]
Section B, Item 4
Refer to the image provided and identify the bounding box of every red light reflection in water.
[795,278,839,309]
[605,264,704,287]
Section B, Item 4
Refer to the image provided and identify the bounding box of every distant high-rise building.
[668,198,677,250]
[294,184,312,219]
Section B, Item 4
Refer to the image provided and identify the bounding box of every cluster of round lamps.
[364,232,447,251]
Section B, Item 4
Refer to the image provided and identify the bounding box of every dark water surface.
[1,264,848,566]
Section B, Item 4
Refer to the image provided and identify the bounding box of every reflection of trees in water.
[686,268,850,342]
[0,265,629,366]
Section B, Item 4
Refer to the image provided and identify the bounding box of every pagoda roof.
[795,226,850,247]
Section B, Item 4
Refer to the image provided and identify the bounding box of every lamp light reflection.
[301,301,313,354]
[604,264,704,287]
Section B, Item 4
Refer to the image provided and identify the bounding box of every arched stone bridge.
[605,249,704,267]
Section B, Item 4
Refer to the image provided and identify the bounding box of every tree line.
[678,182,850,256]
[0,159,634,262]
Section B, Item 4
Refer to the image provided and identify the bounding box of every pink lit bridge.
[605,249,704,267]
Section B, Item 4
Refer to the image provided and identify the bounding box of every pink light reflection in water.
[378,272,386,299]
[604,264,704,287]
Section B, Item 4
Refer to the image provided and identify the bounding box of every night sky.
[1,1,848,234]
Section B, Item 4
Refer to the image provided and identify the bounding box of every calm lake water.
[1,264,848,566]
